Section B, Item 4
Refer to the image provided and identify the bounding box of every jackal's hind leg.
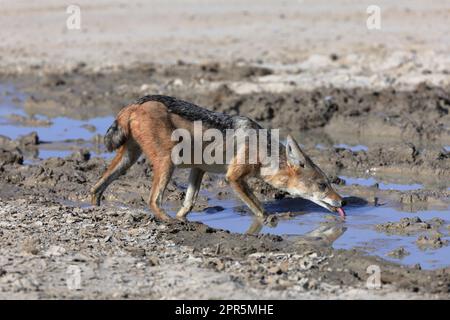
[90,141,141,205]
[148,158,175,222]
[176,168,205,220]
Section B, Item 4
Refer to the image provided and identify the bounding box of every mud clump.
[400,193,429,204]
[416,233,449,250]
[17,131,39,146]
[247,178,287,200]
[387,247,410,259]
[21,237,41,255]
[69,149,91,162]
[0,148,23,166]
[376,217,435,235]
[308,142,450,178]
[7,114,52,127]
[1,132,39,147]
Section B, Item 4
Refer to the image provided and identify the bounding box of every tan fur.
[91,101,343,222]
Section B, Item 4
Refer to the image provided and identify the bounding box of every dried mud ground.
[0,62,449,299]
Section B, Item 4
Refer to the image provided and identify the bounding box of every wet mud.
[0,63,450,299]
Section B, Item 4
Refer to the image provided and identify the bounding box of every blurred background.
[1,0,449,70]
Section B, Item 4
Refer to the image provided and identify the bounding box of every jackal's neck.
[258,143,289,181]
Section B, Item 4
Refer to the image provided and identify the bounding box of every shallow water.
[333,143,369,152]
[340,176,423,191]
[0,84,114,161]
[316,143,369,152]
[183,195,450,270]
[22,147,113,164]
[2,83,450,270]
[0,116,114,142]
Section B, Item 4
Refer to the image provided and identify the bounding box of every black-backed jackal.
[90,95,345,222]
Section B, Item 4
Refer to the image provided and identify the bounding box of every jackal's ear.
[286,135,316,169]
[286,135,305,167]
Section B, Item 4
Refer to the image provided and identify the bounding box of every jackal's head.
[265,135,345,218]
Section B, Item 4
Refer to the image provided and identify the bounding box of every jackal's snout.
[323,191,344,208]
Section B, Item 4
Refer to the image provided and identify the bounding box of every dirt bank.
[2,62,450,143]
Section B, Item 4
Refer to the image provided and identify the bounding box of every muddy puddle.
[1,82,449,272]
[170,190,449,270]
[316,143,369,152]
[0,84,113,162]
[340,176,423,191]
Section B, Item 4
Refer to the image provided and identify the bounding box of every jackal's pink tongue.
[337,207,346,219]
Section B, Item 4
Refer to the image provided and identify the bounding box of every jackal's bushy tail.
[104,104,140,151]
[104,120,127,152]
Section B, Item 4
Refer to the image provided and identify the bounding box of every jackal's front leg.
[227,178,266,218]
[176,168,205,220]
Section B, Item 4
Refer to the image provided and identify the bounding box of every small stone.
[172,78,183,86]
[128,247,146,257]
[21,238,41,255]
[104,234,113,243]
[148,256,160,266]
[330,176,345,185]
[70,149,91,162]
[279,260,289,273]
[387,247,410,259]
[268,266,282,274]
[80,124,96,133]
[330,53,339,61]
[416,234,448,250]
[248,252,266,259]
[0,148,23,165]
[429,218,444,227]
[72,253,89,262]
[187,255,203,264]
[207,258,225,271]
[44,245,66,257]
[18,132,39,146]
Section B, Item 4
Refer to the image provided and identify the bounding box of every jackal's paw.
[153,214,174,223]
[264,214,278,227]
[175,215,188,222]
[90,193,101,206]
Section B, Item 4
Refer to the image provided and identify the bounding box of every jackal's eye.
[317,183,327,191]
